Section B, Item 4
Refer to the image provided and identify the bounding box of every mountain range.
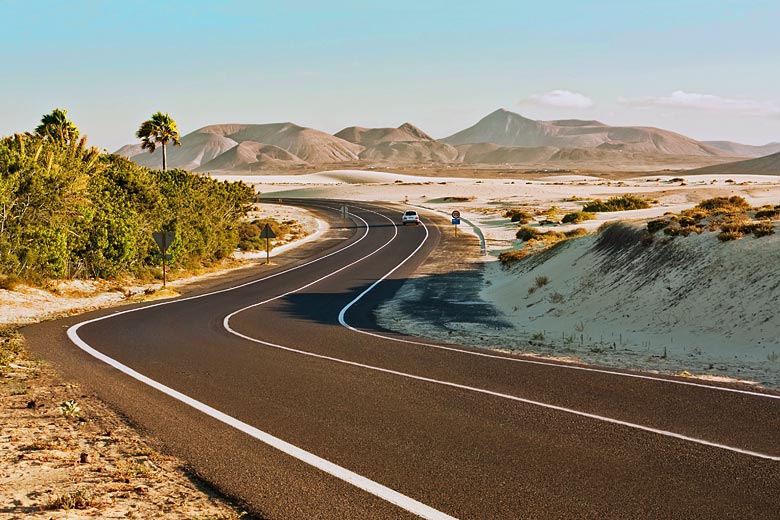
[117,108,779,173]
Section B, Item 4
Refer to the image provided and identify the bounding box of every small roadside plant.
[47,488,94,511]
[562,211,595,224]
[534,276,550,288]
[583,194,652,212]
[59,399,81,419]
[504,209,534,224]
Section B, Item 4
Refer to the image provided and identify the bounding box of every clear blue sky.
[1,0,778,151]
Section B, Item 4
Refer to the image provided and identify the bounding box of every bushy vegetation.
[562,211,595,224]
[0,115,253,283]
[582,194,652,212]
[501,226,589,266]
[504,209,533,224]
[645,196,776,242]
[238,218,301,251]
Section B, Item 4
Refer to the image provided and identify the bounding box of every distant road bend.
[33,199,780,518]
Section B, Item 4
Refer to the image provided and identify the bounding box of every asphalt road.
[24,200,780,519]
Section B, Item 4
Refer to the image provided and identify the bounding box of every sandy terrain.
[1,203,319,519]
[225,169,780,388]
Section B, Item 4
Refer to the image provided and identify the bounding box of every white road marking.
[339,204,780,401]
[67,202,780,520]
[225,206,780,461]
[67,322,456,520]
[68,204,458,520]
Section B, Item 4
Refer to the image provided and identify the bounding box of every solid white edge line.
[68,204,458,520]
[66,322,457,520]
[224,323,780,462]
[224,207,780,461]
[339,205,780,401]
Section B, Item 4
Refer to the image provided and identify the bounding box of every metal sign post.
[260,223,276,264]
[153,232,175,288]
[451,210,461,236]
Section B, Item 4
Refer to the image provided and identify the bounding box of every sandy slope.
[687,151,780,176]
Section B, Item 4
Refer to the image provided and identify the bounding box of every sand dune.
[196,142,306,172]
[703,141,780,158]
[686,151,780,176]
[442,108,727,157]
[335,122,433,147]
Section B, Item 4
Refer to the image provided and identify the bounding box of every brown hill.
[196,142,306,172]
[196,123,363,163]
[359,141,458,163]
[702,141,780,158]
[335,122,433,147]
[442,108,727,157]
[455,143,558,164]
[118,123,362,169]
[686,151,780,176]
[121,132,239,170]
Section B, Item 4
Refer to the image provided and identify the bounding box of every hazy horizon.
[2,0,778,151]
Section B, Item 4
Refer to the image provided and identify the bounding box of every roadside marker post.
[153,232,175,288]
[451,210,461,236]
[259,223,276,264]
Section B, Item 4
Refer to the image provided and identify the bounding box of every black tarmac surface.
[24,200,780,519]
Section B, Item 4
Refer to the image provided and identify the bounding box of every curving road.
[24,200,780,519]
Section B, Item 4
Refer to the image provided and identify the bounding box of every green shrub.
[583,194,651,212]
[562,211,595,224]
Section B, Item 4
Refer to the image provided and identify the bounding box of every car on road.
[402,210,420,225]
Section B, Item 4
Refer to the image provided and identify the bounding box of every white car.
[402,210,420,225]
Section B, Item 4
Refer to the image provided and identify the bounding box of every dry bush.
[498,249,531,266]
[0,274,22,291]
[755,208,780,220]
[504,209,534,224]
[695,196,751,215]
[583,194,652,212]
[562,211,595,224]
[47,488,95,510]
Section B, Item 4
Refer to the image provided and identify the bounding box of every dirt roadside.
[0,203,321,519]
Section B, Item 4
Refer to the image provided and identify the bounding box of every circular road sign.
[451,210,461,219]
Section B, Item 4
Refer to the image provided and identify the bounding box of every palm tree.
[36,108,80,143]
[136,112,181,170]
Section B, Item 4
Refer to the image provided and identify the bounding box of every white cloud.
[618,90,780,116]
[520,90,594,109]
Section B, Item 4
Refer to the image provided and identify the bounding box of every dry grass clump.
[47,488,95,510]
[504,209,534,224]
[0,274,22,291]
[501,226,589,266]
[582,194,652,212]
[238,217,302,251]
[0,327,24,369]
[498,249,532,265]
[562,211,595,224]
[646,196,776,242]
[695,196,751,215]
